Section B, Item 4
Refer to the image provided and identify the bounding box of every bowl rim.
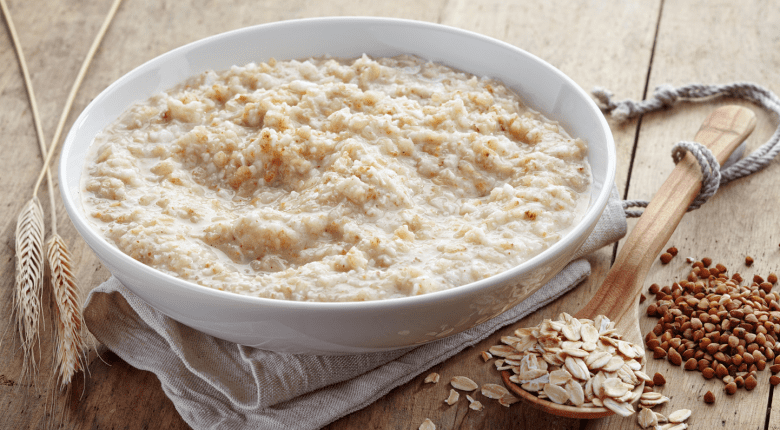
[60,16,616,312]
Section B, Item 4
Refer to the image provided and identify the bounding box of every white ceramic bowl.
[60,17,615,354]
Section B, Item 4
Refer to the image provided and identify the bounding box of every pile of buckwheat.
[645,255,780,395]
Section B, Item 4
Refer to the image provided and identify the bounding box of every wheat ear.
[14,197,45,385]
[45,235,87,388]
[44,235,87,430]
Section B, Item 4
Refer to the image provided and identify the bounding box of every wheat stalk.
[14,197,45,385]
[45,235,87,388]
[2,0,124,396]
[30,0,124,197]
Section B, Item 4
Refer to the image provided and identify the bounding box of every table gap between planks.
[0,0,777,429]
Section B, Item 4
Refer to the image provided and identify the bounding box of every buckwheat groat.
[82,55,591,302]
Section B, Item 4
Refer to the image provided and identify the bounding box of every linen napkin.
[83,185,626,430]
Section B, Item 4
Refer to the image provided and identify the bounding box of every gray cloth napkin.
[83,185,626,430]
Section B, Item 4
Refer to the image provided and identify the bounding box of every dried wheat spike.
[14,197,45,382]
[46,234,87,388]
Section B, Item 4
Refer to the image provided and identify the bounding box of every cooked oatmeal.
[82,55,591,302]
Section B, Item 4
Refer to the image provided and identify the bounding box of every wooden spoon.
[502,105,757,418]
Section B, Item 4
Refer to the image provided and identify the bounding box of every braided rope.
[593,82,780,217]
[621,200,647,218]
[671,141,721,210]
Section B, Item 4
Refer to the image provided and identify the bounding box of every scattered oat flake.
[499,394,520,407]
[488,345,516,357]
[639,394,670,407]
[450,376,479,391]
[640,391,663,401]
[480,351,493,362]
[501,335,521,345]
[481,383,510,399]
[602,398,634,417]
[424,372,440,384]
[654,411,668,423]
[503,358,522,366]
[419,418,436,430]
[638,407,658,428]
[466,395,484,411]
[668,409,692,423]
[445,389,460,405]
[634,370,651,382]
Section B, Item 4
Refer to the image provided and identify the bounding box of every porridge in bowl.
[81,54,591,302]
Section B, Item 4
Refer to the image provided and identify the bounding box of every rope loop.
[671,141,721,211]
[593,82,780,218]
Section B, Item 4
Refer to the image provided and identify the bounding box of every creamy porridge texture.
[82,55,591,302]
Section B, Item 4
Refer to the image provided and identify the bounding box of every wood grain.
[594,1,780,429]
[1,0,778,429]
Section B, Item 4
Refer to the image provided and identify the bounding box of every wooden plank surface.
[597,1,780,429]
[0,0,777,429]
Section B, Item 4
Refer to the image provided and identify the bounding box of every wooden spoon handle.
[503,106,757,420]
[576,106,757,324]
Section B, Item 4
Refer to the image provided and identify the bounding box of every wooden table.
[2,1,779,429]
